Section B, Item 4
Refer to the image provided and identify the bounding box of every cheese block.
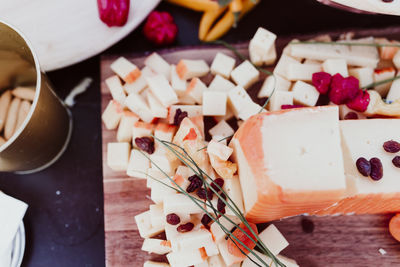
[258,75,291,98]
[176,59,210,80]
[373,67,396,97]
[105,75,126,105]
[167,249,207,267]
[273,54,301,80]
[387,79,400,102]
[150,152,178,176]
[171,165,195,191]
[203,91,227,116]
[268,91,294,112]
[144,52,171,81]
[117,111,140,142]
[322,58,348,77]
[135,210,165,238]
[146,90,168,119]
[211,52,236,79]
[142,238,172,255]
[127,149,150,179]
[208,74,235,92]
[101,100,123,130]
[146,75,179,107]
[217,238,244,266]
[144,261,170,267]
[287,63,322,82]
[124,66,156,95]
[210,215,241,243]
[107,142,130,171]
[258,224,289,255]
[348,67,374,88]
[238,102,265,121]
[146,168,166,188]
[214,106,234,123]
[230,106,346,222]
[125,92,155,123]
[149,203,166,228]
[186,78,207,104]
[171,64,187,96]
[223,176,245,216]
[230,60,260,89]
[209,120,234,139]
[316,119,400,215]
[175,228,218,257]
[227,86,253,117]
[207,140,233,161]
[154,123,177,150]
[164,193,205,215]
[110,56,141,84]
[249,27,277,67]
[151,178,177,205]
[292,81,320,107]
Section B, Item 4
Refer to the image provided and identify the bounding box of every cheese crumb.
[379,248,387,255]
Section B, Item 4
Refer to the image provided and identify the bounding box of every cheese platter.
[101,26,400,267]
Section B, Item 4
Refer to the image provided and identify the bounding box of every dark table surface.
[1,0,400,266]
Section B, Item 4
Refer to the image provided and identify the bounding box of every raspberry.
[281,104,305,109]
[97,0,130,27]
[143,11,178,46]
[346,90,370,112]
[329,74,359,105]
[312,72,332,94]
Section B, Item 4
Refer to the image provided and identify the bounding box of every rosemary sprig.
[362,75,400,90]
[211,40,248,62]
[290,40,400,48]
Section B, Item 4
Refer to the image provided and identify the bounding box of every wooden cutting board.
[101,27,400,267]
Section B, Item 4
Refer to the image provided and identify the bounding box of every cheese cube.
[241,250,274,267]
[110,57,141,83]
[210,215,241,243]
[134,210,164,238]
[387,79,400,102]
[144,52,171,80]
[150,152,178,176]
[107,142,130,171]
[230,60,260,89]
[117,111,140,142]
[287,63,322,82]
[167,105,203,124]
[124,66,156,94]
[149,203,166,229]
[250,43,277,67]
[263,44,277,66]
[144,261,170,267]
[207,140,233,161]
[211,52,236,79]
[176,59,210,80]
[164,194,205,215]
[208,255,227,267]
[238,102,265,121]
[146,90,168,118]
[186,78,207,104]
[132,121,154,146]
[209,120,234,138]
[276,255,299,267]
[146,75,178,107]
[154,123,177,149]
[282,39,303,61]
[273,54,301,80]
[172,165,195,191]
[105,75,126,105]
[127,149,150,178]
[322,59,348,77]
[373,67,396,96]
[337,104,367,120]
[214,107,235,123]
[202,91,227,116]
[315,119,400,216]
[393,50,400,69]
[292,81,320,106]
[223,176,244,216]
[178,93,196,105]
[151,178,177,204]
[102,100,123,130]
[231,106,346,222]
[348,67,374,88]
[258,75,291,98]
[208,74,235,92]
[218,239,244,266]
[227,86,252,117]
[176,228,218,256]
[147,168,166,188]
[142,238,172,255]
[258,224,289,255]
[249,27,277,61]
[166,249,206,267]
[268,91,294,111]
[125,92,155,123]
[171,64,187,95]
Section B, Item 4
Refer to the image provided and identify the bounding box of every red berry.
[346,90,370,112]
[143,11,178,46]
[97,0,130,27]
[329,74,359,105]
[281,104,305,109]
[312,72,332,94]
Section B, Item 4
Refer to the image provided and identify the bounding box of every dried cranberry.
[356,157,371,177]
[281,104,305,109]
[186,175,202,193]
[201,214,212,227]
[392,156,400,168]
[346,90,370,112]
[312,72,332,94]
[196,188,213,200]
[217,193,227,214]
[135,137,155,154]
[173,108,188,126]
[383,140,400,153]
[166,213,181,225]
[143,11,178,46]
[329,74,359,105]
[344,112,359,120]
[177,222,194,232]
[211,178,225,192]
[370,158,384,181]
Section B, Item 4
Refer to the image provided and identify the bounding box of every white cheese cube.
[142,238,172,255]
[117,111,140,142]
[203,91,227,116]
[107,142,130,171]
[273,54,301,79]
[166,249,206,267]
[178,93,196,105]
[264,44,277,66]
[124,66,156,94]
[292,81,320,106]
[210,215,241,243]
[250,43,277,67]
[258,75,291,98]
[258,224,289,255]
[348,67,374,88]
[249,27,277,59]
[132,121,154,146]
[186,78,207,104]
[146,75,178,107]
[207,140,233,161]
[144,261,170,267]
[164,194,205,215]
[268,91,294,111]
[214,107,234,123]
[322,59,348,77]
[206,195,219,214]
[373,67,396,96]
[167,105,203,124]
[149,203,166,229]
[146,90,168,118]
[218,239,244,266]
[238,102,265,121]
[102,100,124,130]
[176,59,210,80]
[151,178,177,204]
[241,250,273,267]
[230,60,260,89]
[105,75,126,105]
[147,168,166,188]
[227,86,252,117]
[212,135,227,145]
[393,50,400,69]
[277,255,299,267]
[172,165,195,191]
[287,63,322,82]
[176,228,218,256]
[134,210,164,238]
[144,52,171,81]
[211,52,236,79]
[150,152,177,176]
[127,149,150,179]
[110,57,141,84]
[154,123,177,149]
[208,74,235,92]
[337,104,367,120]
[223,176,244,216]
[171,64,187,95]
[387,78,400,102]
[282,39,303,61]
[125,92,155,123]
[209,120,234,138]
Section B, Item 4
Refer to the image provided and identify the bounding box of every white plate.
[10,222,25,267]
[0,0,161,71]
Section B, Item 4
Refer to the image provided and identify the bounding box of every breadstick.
[4,97,21,140]
[0,90,12,132]
[0,136,5,147]
[12,86,36,101]
[16,100,31,132]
